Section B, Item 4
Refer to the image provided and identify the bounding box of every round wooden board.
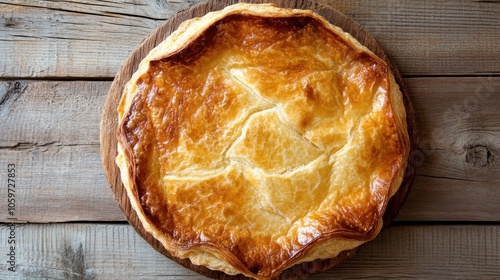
[100,0,419,279]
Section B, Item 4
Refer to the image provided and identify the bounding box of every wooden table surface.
[1,0,499,279]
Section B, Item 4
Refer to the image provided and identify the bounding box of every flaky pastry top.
[116,3,409,279]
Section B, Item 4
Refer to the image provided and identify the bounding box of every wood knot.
[465,144,494,167]
[60,243,96,280]
[3,17,19,28]
[0,81,26,108]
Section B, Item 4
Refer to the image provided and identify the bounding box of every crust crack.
[116,4,410,279]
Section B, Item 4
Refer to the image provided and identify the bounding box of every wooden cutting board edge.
[99,0,419,279]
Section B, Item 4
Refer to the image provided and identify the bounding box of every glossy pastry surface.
[116,3,409,279]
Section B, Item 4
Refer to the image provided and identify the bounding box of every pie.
[115,3,410,279]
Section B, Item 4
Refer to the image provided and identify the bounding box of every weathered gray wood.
[0,0,204,78]
[396,76,500,221]
[0,81,105,146]
[0,77,499,222]
[0,0,499,78]
[0,1,497,279]
[409,77,499,180]
[0,223,498,279]
[325,0,500,76]
[0,80,124,222]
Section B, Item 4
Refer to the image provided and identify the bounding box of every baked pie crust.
[116,3,410,279]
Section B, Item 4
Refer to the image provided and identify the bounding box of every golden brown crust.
[116,3,409,279]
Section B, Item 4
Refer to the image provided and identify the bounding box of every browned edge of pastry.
[100,0,419,279]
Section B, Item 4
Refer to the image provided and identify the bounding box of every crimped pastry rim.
[115,3,410,279]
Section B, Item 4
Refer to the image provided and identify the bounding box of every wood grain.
[0,0,205,78]
[1,223,499,279]
[409,77,499,181]
[0,80,124,222]
[0,1,498,279]
[397,76,500,221]
[1,77,498,223]
[1,0,499,78]
[99,0,417,278]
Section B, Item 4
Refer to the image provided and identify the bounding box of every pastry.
[115,3,410,279]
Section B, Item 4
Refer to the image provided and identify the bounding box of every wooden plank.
[0,80,124,222]
[397,76,500,221]
[0,0,499,78]
[0,223,498,278]
[0,77,498,222]
[0,81,105,146]
[325,0,500,76]
[408,77,499,180]
[398,175,500,221]
[0,0,205,78]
